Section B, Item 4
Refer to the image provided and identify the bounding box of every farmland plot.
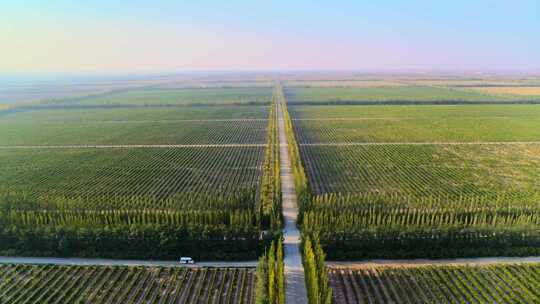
[0,264,256,304]
[0,146,264,202]
[328,263,540,304]
[283,86,532,104]
[290,105,540,143]
[300,143,540,197]
[0,107,268,145]
[56,87,273,106]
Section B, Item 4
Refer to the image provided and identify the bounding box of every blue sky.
[2,1,539,72]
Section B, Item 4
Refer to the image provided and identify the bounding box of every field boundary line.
[0,144,266,149]
[300,141,540,146]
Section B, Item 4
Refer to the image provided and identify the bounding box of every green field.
[0,147,263,203]
[0,146,267,259]
[284,86,538,104]
[56,87,272,106]
[0,107,268,145]
[0,264,256,304]
[291,105,540,143]
[300,144,540,197]
[329,263,540,304]
[1,106,269,121]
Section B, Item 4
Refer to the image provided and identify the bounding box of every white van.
[179,257,195,264]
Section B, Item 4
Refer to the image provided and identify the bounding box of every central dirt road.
[277,89,309,304]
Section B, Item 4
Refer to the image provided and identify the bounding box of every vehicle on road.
[179,257,195,264]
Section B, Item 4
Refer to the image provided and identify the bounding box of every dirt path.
[300,141,540,146]
[0,144,265,149]
[327,256,540,269]
[277,88,309,304]
[0,256,256,268]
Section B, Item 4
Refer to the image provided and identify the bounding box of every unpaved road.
[0,256,257,268]
[277,87,309,304]
[328,256,540,269]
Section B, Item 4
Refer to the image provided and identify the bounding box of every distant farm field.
[58,87,273,106]
[291,105,540,143]
[329,263,540,304]
[0,264,255,304]
[469,86,540,96]
[283,86,529,104]
[0,107,268,145]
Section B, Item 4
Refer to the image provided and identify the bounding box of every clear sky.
[2,0,539,73]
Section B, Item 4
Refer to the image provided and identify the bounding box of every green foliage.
[258,94,282,230]
[330,263,540,303]
[291,104,540,143]
[256,253,269,304]
[298,144,540,197]
[0,264,256,303]
[256,239,285,304]
[302,236,332,304]
[0,111,268,145]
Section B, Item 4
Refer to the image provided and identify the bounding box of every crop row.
[299,144,540,198]
[329,263,540,304]
[0,264,255,304]
[291,108,540,144]
[284,86,540,104]
[0,146,264,204]
[0,119,269,146]
[64,87,273,106]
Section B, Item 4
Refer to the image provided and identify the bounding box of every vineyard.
[0,264,256,304]
[290,104,540,143]
[0,146,268,259]
[0,147,264,202]
[329,263,540,304]
[0,117,268,146]
[283,86,540,105]
[299,144,540,197]
[59,87,273,106]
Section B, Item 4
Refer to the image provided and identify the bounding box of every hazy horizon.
[2,1,540,73]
